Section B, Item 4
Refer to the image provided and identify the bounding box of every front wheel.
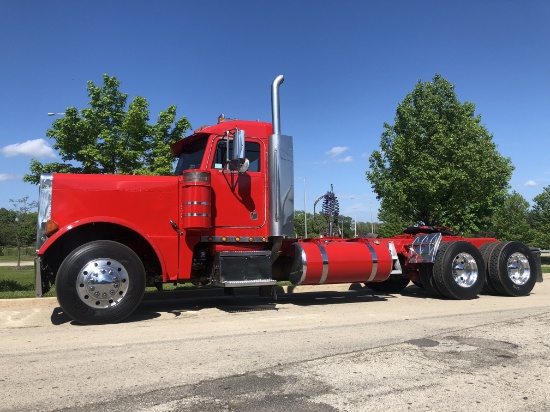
[56,240,146,325]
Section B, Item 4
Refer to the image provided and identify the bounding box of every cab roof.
[170,120,273,157]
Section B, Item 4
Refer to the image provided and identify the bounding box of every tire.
[365,273,410,293]
[419,263,445,297]
[56,240,146,325]
[487,241,537,297]
[478,242,500,295]
[432,241,485,300]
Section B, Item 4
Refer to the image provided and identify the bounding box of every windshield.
[174,135,209,175]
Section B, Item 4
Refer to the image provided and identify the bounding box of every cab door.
[208,137,267,229]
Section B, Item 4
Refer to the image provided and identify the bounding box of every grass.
[0,265,205,299]
[0,265,54,299]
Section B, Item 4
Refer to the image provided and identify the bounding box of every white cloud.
[524,180,538,187]
[1,139,56,159]
[326,146,349,157]
[338,156,353,163]
[0,174,17,181]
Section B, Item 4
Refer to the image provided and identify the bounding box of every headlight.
[36,174,53,251]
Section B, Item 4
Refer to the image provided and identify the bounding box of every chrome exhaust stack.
[268,75,294,238]
[271,74,284,135]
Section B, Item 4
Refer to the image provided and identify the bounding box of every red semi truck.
[34,75,542,324]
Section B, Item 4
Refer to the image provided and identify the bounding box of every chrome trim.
[388,241,402,274]
[299,244,307,284]
[200,236,270,243]
[365,242,379,282]
[220,279,277,287]
[183,171,210,183]
[506,252,530,286]
[76,258,129,308]
[185,201,210,205]
[268,75,294,237]
[318,243,329,284]
[34,256,43,297]
[408,233,442,264]
[184,213,210,217]
[271,75,284,135]
[36,174,53,252]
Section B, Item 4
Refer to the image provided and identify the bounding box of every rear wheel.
[56,240,146,325]
[419,263,445,297]
[433,241,485,300]
[365,274,410,293]
[487,241,536,296]
[478,242,500,295]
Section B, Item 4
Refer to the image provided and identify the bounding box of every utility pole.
[295,176,307,238]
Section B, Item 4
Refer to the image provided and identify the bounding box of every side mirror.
[229,158,250,173]
[229,129,249,173]
[233,129,245,159]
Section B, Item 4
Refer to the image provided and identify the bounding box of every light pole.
[295,176,307,238]
[370,202,374,234]
[352,207,357,238]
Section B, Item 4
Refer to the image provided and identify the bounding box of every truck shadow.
[50,284,440,326]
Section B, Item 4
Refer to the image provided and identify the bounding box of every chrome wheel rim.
[76,258,129,308]
[507,252,530,286]
[452,253,478,288]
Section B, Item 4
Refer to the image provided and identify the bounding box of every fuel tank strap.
[317,243,329,284]
[365,242,378,281]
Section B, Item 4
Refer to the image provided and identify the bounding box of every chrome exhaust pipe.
[268,74,293,238]
[271,75,284,135]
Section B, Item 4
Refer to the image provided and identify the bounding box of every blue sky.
[1,1,549,225]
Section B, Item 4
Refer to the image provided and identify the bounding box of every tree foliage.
[293,211,358,238]
[366,74,514,234]
[376,203,414,238]
[483,191,533,244]
[24,74,191,184]
[531,186,550,249]
[0,197,37,268]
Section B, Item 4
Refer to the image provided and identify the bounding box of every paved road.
[1,278,549,411]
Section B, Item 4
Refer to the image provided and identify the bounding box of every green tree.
[339,215,354,238]
[0,208,16,254]
[483,191,533,244]
[293,211,355,238]
[3,197,38,269]
[293,211,322,238]
[366,74,513,234]
[531,186,550,249]
[355,221,376,237]
[24,74,191,184]
[376,202,414,238]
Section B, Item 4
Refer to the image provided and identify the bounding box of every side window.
[212,140,261,172]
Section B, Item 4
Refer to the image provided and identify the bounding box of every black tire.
[56,240,146,325]
[478,242,500,295]
[432,241,485,300]
[412,280,424,289]
[487,241,537,297]
[365,273,410,293]
[419,263,445,297]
